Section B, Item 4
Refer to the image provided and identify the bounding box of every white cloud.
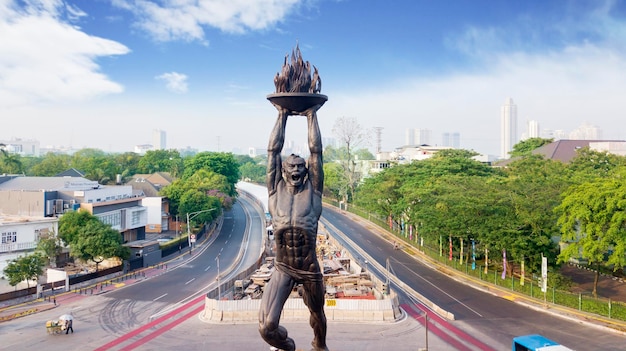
[0,0,130,107]
[324,41,626,156]
[155,72,189,93]
[114,0,300,42]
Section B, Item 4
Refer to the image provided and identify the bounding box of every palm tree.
[0,143,24,174]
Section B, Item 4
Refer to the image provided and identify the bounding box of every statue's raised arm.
[267,108,288,195]
[305,106,323,195]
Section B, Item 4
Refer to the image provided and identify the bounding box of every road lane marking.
[153,293,167,301]
[185,278,195,285]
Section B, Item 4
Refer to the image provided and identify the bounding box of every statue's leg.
[302,279,328,351]
[259,270,296,351]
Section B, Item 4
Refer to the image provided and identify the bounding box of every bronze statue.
[260,44,329,351]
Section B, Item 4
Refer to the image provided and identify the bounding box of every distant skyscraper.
[406,128,431,146]
[153,129,166,150]
[500,98,517,159]
[442,132,460,148]
[527,120,540,138]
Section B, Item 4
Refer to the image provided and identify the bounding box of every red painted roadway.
[93,295,205,351]
[402,303,496,351]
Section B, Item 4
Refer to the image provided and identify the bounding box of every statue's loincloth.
[275,261,322,283]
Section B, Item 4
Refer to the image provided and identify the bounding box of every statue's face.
[283,156,306,188]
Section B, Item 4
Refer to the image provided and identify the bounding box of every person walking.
[65,319,73,334]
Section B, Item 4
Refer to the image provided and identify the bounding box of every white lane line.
[185,278,196,285]
[153,293,167,301]
[205,265,211,271]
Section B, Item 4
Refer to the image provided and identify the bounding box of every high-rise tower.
[153,129,166,150]
[500,98,517,159]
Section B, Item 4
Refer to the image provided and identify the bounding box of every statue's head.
[282,154,307,188]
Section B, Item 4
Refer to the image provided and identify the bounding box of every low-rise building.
[0,215,58,278]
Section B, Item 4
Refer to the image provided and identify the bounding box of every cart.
[46,320,64,335]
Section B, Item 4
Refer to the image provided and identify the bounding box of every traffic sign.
[190,234,196,243]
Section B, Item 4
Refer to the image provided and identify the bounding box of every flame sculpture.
[274,44,322,94]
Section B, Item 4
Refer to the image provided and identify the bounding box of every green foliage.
[322,162,349,199]
[3,254,45,288]
[556,171,626,276]
[238,155,266,184]
[59,210,129,270]
[70,220,130,271]
[0,149,24,174]
[30,153,71,176]
[58,210,101,245]
[567,147,626,183]
[137,149,183,177]
[355,148,569,273]
[35,231,63,267]
[509,137,553,157]
[183,152,240,195]
[160,169,226,218]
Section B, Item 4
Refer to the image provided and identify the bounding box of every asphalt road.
[3,195,625,351]
[321,205,626,351]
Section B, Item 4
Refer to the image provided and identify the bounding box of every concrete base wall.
[201,296,401,324]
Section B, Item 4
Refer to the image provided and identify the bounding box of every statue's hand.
[300,104,322,117]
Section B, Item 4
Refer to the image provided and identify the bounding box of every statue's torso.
[269,180,322,271]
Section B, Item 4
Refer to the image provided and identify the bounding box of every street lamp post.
[216,254,221,298]
[186,208,217,255]
[176,215,181,252]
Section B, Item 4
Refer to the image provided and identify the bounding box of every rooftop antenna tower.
[374,127,383,153]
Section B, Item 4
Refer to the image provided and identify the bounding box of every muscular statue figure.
[259,104,328,351]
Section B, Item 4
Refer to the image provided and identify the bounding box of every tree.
[322,162,349,200]
[138,149,183,177]
[239,162,266,183]
[183,152,240,195]
[568,147,626,183]
[160,169,228,216]
[0,143,24,174]
[59,210,130,271]
[59,210,101,246]
[36,231,63,268]
[331,117,371,204]
[509,137,553,157]
[30,152,72,176]
[3,254,45,288]
[70,221,130,271]
[555,171,626,297]
[237,154,266,183]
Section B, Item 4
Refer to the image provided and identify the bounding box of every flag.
[541,255,548,293]
[484,248,489,274]
[501,249,507,280]
[471,239,476,270]
[459,238,463,265]
[519,256,525,286]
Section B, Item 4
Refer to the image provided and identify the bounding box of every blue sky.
[2,0,626,157]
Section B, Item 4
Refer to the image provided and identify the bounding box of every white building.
[0,215,58,278]
[569,123,602,140]
[500,98,518,159]
[0,176,147,243]
[0,138,40,157]
[153,129,166,150]
[527,120,540,138]
[134,144,153,155]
